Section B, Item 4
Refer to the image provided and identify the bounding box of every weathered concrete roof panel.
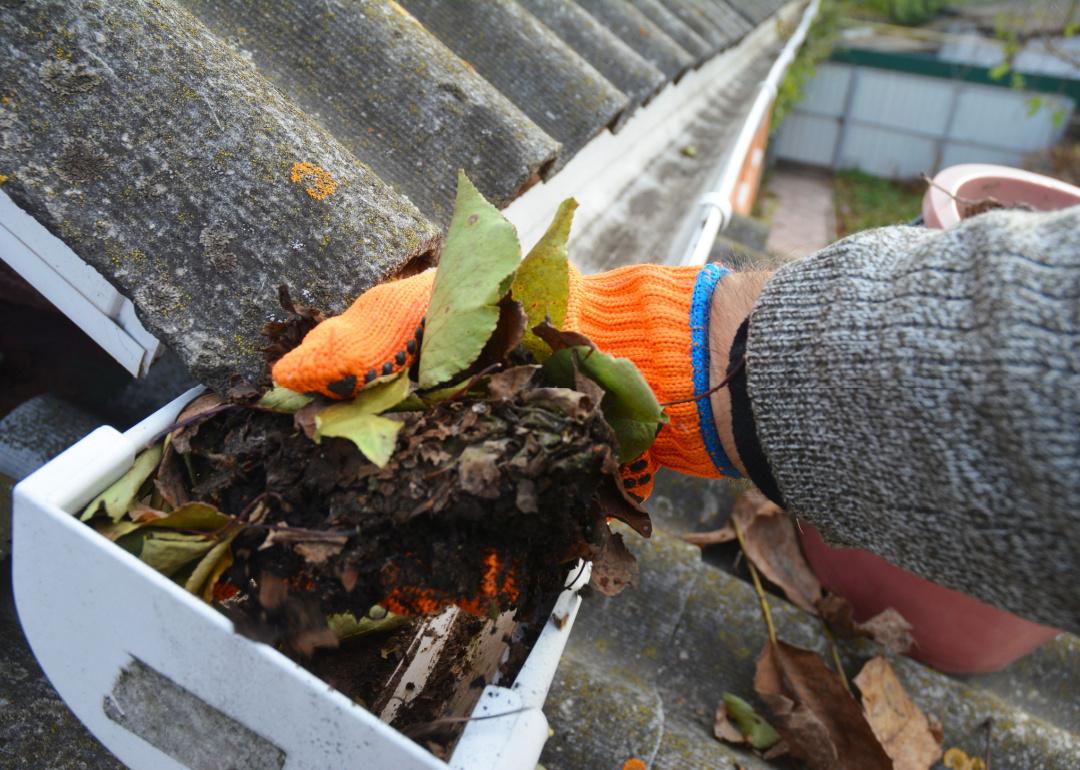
[399,0,627,172]
[704,0,758,41]
[657,0,737,51]
[627,0,715,62]
[519,0,666,121]
[0,0,440,391]
[725,0,786,26]
[179,0,559,224]
[574,0,697,80]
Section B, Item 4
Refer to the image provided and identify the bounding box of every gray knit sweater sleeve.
[745,206,1080,632]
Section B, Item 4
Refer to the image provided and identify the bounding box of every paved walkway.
[763,165,836,259]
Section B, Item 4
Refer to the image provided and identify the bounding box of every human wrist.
[707,270,773,477]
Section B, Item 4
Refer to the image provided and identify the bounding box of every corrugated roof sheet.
[0,0,441,390]
[180,0,559,223]
[398,0,627,173]
[575,0,698,80]
[629,0,715,63]
[520,0,666,124]
[0,0,782,389]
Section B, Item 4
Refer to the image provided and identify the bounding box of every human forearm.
[732,207,1080,630]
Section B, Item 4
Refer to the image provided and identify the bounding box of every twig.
[660,355,745,408]
[822,624,852,695]
[984,717,994,770]
[400,706,533,739]
[733,517,776,646]
[248,523,356,540]
[919,172,1028,213]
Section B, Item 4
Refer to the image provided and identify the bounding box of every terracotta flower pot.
[798,164,1077,673]
[799,524,1059,673]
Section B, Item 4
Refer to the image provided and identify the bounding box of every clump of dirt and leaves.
[77,172,659,661]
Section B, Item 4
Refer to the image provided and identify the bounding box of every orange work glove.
[272,263,741,500]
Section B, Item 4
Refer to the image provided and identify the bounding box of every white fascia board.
[0,189,159,377]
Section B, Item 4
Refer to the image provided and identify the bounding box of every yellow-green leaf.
[81,445,163,522]
[315,373,409,466]
[317,413,402,467]
[258,386,314,413]
[327,608,410,640]
[512,198,575,361]
[418,171,521,388]
[722,692,781,750]
[185,531,240,598]
[96,501,230,540]
[138,531,217,577]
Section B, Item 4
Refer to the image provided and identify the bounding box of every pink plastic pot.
[798,164,1075,673]
[922,163,1080,229]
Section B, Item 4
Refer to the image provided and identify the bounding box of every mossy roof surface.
[0,0,769,391]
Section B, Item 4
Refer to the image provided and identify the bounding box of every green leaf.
[315,372,410,466]
[1026,96,1043,117]
[137,531,217,577]
[512,198,575,361]
[257,386,313,413]
[722,693,781,750]
[988,61,1010,81]
[327,608,410,640]
[543,347,666,462]
[81,445,163,522]
[418,171,521,388]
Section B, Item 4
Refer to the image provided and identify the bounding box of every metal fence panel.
[772,111,840,165]
[948,85,1068,152]
[799,62,852,116]
[849,68,956,136]
[838,123,938,177]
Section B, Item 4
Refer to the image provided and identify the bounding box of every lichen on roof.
[0,0,441,391]
[179,0,559,223]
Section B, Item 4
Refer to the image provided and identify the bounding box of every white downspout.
[679,0,822,266]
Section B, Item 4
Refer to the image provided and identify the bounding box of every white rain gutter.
[679,0,822,266]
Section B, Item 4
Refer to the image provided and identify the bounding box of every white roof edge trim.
[0,189,159,377]
[679,0,823,266]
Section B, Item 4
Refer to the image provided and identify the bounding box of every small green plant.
[832,169,924,236]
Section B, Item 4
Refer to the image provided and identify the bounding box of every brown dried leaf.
[294,541,346,565]
[171,393,224,453]
[522,387,593,418]
[595,480,652,538]
[754,640,892,770]
[682,526,736,546]
[487,365,540,401]
[154,442,190,509]
[817,594,914,655]
[458,446,501,499]
[472,297,527,373]
[854,656,943,770]
[733,491,822,612]
[261,284,328,368]
[294,400,321,439]
[589,520,638,597]
[531,319,595,352]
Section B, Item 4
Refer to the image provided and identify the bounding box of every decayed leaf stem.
[733,517,777,646]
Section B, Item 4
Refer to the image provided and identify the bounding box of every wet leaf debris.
[76,171,661,659]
